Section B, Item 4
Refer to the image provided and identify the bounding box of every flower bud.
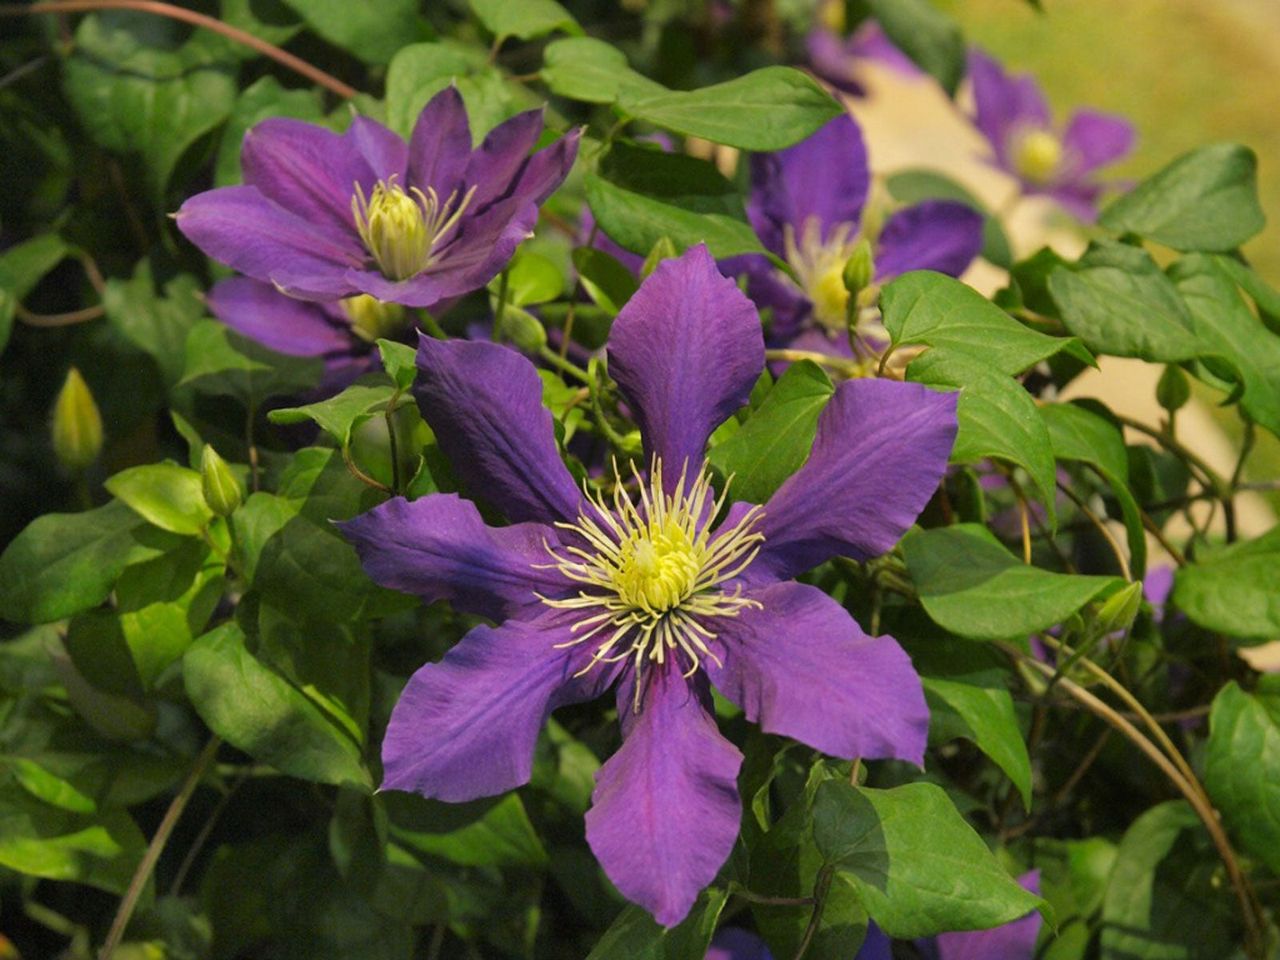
[200,444,243,517]
[842,238,876,300]
[498,305,548,353]
[51,367,103,471]
[1093,581,1144,636]
[641,236,679,278]
[1156,365,1190,413]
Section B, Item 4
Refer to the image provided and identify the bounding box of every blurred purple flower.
[968,49,1135,220]
[340,245,958,926]
[176,87,579,307]
[730,114,983,361]
[807,20,920,96]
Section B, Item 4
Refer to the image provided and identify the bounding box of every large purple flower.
[732,115,983,362]
[807,20,920,96]
[969,49,1135,221]
[176,87,579,307]
[339,245,957,925]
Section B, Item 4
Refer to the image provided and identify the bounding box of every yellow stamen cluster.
[1012,128,1063,185]
[783,216,867,334]
[538,459,765,693]
[351,176,477,281]
[341,294,405,342]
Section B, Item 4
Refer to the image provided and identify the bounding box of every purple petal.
[722,253,810,344]
[707,928,774,960]
[1144,565,1174,609]
[935,871,1041,960]
[175,186,363,300]
[381,612,619,801]
[206,277,353,357]
[1062,109,1135,178]
[463,108,547,208]
[846,21,919,77]
[585,668,743,927]
[875,201,984,280]
[607,244,764,486]
[240,117,401,236]
[706,581,928,765]
[750,379,957,581]
[1046,183,1104,222]
[856,924,893,960]
[346,116,410,184]
[344,266,453,309]
[967,50,1051,167]
[805,29,867,96]
[414,335,584,524]
[749,115,870,255]
[336,493,571,621]
[408,86,474,194]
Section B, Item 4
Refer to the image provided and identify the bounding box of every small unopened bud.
[1094,581,1144,636]
[200,444,243,517]
[498,305,548,353]
[641,237,679,278]
[51,367,103,471]
[842,238,876,299]
[1156,365,1190,413]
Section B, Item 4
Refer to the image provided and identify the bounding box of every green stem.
[417,308,448,341]
[538,345,591,384]
[385,390,403,494]
[791,865,835,960]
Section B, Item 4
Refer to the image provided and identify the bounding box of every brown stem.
[15,303,104,327]
[1055,481,1132,582]
[791,864,834,960]
[2,0,358,99]
[98,737,220,960]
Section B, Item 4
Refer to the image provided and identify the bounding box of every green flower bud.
[641,236,679,278]
[1156,365,1190,413]
[200,444,243,517]
[51,367,103,471]
[1093,580,1144,636]
[498,305,548,353]
[842,238,876,300]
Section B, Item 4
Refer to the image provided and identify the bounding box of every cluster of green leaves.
[1,1,1279,959]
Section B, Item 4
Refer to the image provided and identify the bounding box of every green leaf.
[4,758,98,814]
[708,361,834,504]
[1171,254,1280,437]
[906,351,1058,524]
[184,623,370,788]
[917,644,1032,808]
[573,247,640,316]
[585,887,729,960]
[1204,683,1280,876]
[1049,242,1200,361]
[103,264,206,388]
[384,42,536,141]
[270,382,399,448]
[0,790,147,895]
[621,67,843,151]
[902,524,1124,640]
[62,13,236,199]
[179,319,322,405]
[278,0,427,65]
[540,37,666,105]
[812,780,1044,937]
[385,792,547,868]
[1099,143,1266,253]
[469,0,581,41]
[0,233,69,355]
[215,75,326,186]
[866,0,966,96]
[882,271,1087,374]
[376,340,418,391]
[1100,801,1241,959]
[0,501,156,624]
[1042,400,1148,578]
[586,144,763,261]
[1172,525,1280,638]
[502,249,564,306]
[105,462,214,535]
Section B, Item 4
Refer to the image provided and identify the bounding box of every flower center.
[538,458,765,687]
[783,217,867,334]
[340,294,406,342]
[351,176,477,281]
[1012,128,1063,185]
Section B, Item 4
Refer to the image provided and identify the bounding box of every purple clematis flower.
[706,872,1041,959]
[339,245,958,926]
[176,87,579,307]
[205,277,412,393]
[732,114,983,362]
[807,20,920,96]
[968,49,1135,221]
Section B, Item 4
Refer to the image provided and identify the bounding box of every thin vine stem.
[3,0,358,99]
[792,865,834,960]
[1055,481,1132,582]
[99,737,221,960]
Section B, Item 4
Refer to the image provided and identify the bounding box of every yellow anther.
[1013,128,1063,185]
[783,217,865,334]
[341,294,405,342]
[537,458,765,685]
[351,176,476,281]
